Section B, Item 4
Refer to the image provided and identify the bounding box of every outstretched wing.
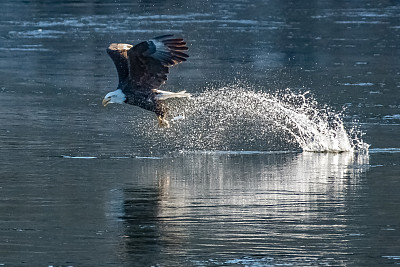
[127,35,189,91]
[107,43,133,87]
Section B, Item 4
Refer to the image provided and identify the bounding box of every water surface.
[1,0,400,266]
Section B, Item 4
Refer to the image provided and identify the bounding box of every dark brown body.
[123,88,168,121]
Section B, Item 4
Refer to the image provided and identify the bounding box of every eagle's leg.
[155,102,170,128]
[157,115,170,128]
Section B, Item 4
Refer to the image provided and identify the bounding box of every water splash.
[141,84,368,153]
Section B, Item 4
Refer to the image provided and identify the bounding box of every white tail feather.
[153,89,191,100]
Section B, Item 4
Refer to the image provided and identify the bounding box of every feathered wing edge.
[126,35,189,90]
[150,35,189,66]
[106,43,133,86]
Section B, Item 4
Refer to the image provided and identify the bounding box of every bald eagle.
[102,35,190,127]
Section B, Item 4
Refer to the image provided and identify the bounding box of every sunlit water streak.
[104,151,370,266]
[140,84,369,153]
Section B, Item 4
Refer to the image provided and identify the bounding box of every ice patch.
[382,256,400,260]
[135,156,162,160]
[340,82,374,86]
[62,155,97,159]
[383,114,400,120]
[368,148,400,154]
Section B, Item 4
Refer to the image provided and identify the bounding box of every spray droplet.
[139,84,368,153]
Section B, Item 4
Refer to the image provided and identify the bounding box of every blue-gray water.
[1,0,400,266]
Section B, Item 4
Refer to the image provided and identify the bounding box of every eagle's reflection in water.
[114,152,369,266]
[118,173,188,265]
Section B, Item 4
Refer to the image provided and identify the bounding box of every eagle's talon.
[157,116,170,128]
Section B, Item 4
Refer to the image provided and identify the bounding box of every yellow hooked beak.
[102,97,111,107]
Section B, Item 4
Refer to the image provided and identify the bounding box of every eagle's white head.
[102,89,126,106]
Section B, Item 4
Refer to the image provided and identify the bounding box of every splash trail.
[141,84,368,153]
